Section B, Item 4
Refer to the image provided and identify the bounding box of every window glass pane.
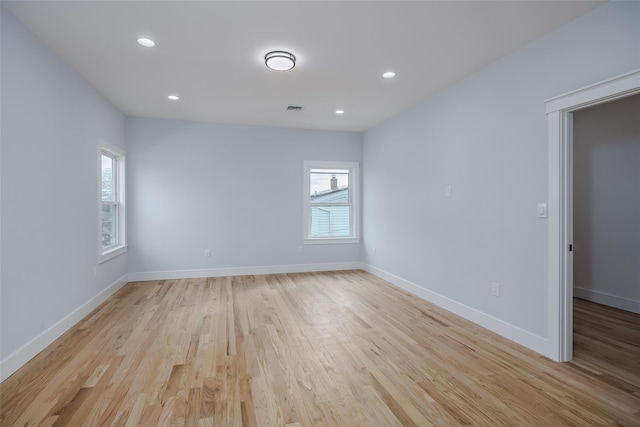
[304,162,358,242]
[101,154,115,202]
[310,169,348,202]
[310,206,351,237]
[100,143,127,257]
[102,203,118,249]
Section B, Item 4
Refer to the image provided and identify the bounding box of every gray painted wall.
[126,118,362,274]
[1,9,127,361]
[362,1,640,337]
[573,94,640,308]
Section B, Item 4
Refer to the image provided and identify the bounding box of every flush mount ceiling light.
[137,37,155,47]
[265,51,296,71]
[335,110,345,115]
[167,95,179,101]
[382,71,396,79]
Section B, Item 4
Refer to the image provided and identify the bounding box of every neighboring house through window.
[304,161,359,244]
[100,141,127,262]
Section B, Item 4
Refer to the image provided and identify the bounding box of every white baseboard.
[574,287,640,314]
[0,274,129,382]
[2,263,557,382]
[128,262,365,282]
[364,264,551,359]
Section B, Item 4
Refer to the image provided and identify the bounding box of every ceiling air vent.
[286,105,304,112]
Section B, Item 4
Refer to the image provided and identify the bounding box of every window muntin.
[304,161,359,243]
[99,142,126,262]
[101,153,119,250]
[310,169,350,238]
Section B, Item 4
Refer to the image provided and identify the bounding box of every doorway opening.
[545,69,640,362]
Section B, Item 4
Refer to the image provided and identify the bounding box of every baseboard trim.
[0,274,129,382]
[574,287,640,314]
[128,262,366,282]
[2,263,556,381]
[364,264,551,359]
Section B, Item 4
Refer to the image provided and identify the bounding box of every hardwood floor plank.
[2,271,639,426]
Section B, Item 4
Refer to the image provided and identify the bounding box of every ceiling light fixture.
[167,95,179,101]
[382,71,396,79]
[335,110,345,115]
[137,37,155,48]
[265,51,296,71]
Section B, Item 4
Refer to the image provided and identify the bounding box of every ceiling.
[4,1,604,132]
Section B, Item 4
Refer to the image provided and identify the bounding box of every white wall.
[126,118,362,278]
[0,9,127,375]
[362,0,640,346]
[573,94,640,313]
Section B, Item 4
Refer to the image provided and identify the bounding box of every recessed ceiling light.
[167,95,179,101]
[382,71,396,79]
[265,51,296,71]
[335,110,345,115]
[137,37,155,48]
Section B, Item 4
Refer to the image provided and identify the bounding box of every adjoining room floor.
[1,271,638,426]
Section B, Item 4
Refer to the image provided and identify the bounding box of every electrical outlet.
[297,246,304,254]
[445,185,452,197]
[204,249,211,257]
[491,282,500,297]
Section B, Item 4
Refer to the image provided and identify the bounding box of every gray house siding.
[310,188,350,237]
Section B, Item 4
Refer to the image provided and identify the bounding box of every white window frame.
[98,140,127,263]
[303,160,360,244]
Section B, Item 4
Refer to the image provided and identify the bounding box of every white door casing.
[545,69,640,362]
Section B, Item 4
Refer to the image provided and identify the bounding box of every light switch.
[537,203,547,218]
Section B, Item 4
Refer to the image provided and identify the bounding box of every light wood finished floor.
[1,271,639,426]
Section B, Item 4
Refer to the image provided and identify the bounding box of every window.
[99,141,126,262]
[304,161,359,244]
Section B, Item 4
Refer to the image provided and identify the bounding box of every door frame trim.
[545,69,640,362]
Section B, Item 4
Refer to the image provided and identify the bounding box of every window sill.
[99,244,128,264]
[304,237,360,245]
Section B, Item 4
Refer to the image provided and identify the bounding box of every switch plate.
[445,185,452,197]
[204,249,211,257]
[372,247,377,256]
[491,282,500,297]
[537,203,547,218]
[297,246,304,254]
